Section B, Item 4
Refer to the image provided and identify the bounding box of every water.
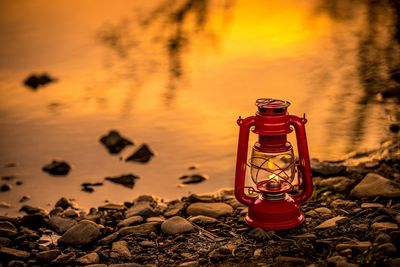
[0,0,399,215]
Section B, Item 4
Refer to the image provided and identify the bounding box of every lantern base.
[244,194,304,231]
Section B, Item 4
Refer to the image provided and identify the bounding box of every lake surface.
[0,0,399,215]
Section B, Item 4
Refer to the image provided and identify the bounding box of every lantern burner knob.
[266,180,282,190]
[255,98,290,115]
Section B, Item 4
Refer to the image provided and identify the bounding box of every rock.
[391,258,400,267]
[161,216,194,235]
[19,205,46,215]
[0,236,11,246]
[86,265,108,267]
[146,216,165,223]
[58,220,101,245]
[139,240,156,247]
[20,214,45,229]
[179,174,208,185]
[330,199,357,209]
[187,202,233,218]
[117,216,144,227]
[164,201,185,217]
[179,261,199,267]
[0,247,30,259]
[42,160,71,176]
[100,130,133,154]
[105,174,139,189]
[0,201,11,208]
[98,203,126,211]
[0,221,18,237]
[253,248,262,257]
[372,222,399,231]
[350,173,400,198]
[317,176,353,192]
[0,183,12,192]
[23,73,55,89]
[326,255,357,267]
[361,203,384,208]
[275,256,306,266]
[377,243,397,255]
[47,215,77,234]
[19,196,30,203]
[315,216,348,229]
[125,144,154,163]
[55,197,72,210]
[63,208,79,218]
[374,233,391,244]
[98,232,119,245]
[219,244,236,255]
[311,159,345,177]
[314,207,332,214]
[76,252,100,264]
[188,215,218,225]
[335,241,371,252]
[390,124,400,133]
[249,228,275,241]
[119,222,159,236]
[291,233,317,240]
[52,251,76,264]
[188,193,215,203]
[112,240,132,258]
[36,249,61,263]
[126,202,157,218]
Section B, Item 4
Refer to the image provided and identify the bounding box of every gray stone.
[187,202,233,218]
[0,221,18,237]
[36,249,61,263]
[125,202,157,218]
[112,240,132,258]
[161,216,194,235]
[351,173,400,198]
[76,252,100,264]
[117,216,144,227]
[58,220,101,245]
[372,222,399,231]
[315,216,347,229]
[48,215,77,234]
[189,215,218,225]
[317,176,353,192]
[0,247,29,259]
[119,222,159,236]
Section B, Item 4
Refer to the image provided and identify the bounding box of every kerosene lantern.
[234,98,313,230]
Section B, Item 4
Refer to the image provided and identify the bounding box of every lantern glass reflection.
[249,147,297,193]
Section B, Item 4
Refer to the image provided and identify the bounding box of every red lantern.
[234,98,313,230]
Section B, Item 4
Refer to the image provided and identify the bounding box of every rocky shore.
[0,141,399,267]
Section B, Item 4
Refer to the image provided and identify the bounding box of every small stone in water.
[125,144,154,163]
[105,174,140,188]
[99,130,133,154]
[179,174,208,185]
[1,183,12,192]
[23,73,56,90]
[19,196,30,203]
[42,160,71,176]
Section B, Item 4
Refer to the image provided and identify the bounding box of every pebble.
[0,201,11,208]
[372,222,399,231]
[361,203,385,208]
[97,232,119,245]
[275,256,306,266]
[391,258,400,267]
[350,173,400,198]
[98,203,126,211]
[117,215,144,227]
[36,249,61,263]
[374,233,391,244]
[0,183,12,192]
[161,216,194,235]
[125,144,154,163]
[292,233,317,240]
[377,243,397,255]
[219,244,236,255]
[179,261,199,267]
[112,240,132,258]
[326,255,357,267]
[164,201,185,217]
[317,176,353,192]
[105,174,140,189]
[314,207,332,214]
[146,216,165,223]
[48,215,77,234]
[58,220,101,245]
[42,160,71,176]
[118,222,159,236]
[76,252,100,264]
[19,196,30,203]
[0,236,11,246]
[0,221,18,237]
[139,240,156,247]
[335,241,371,252]
[330,199,357,209]
[23,73,55,89]
[187,202,233,218]
[0,247,30,259]
[52,251,76,264]
[315,216,348,229]
[125,202,158,218]
[99,130,133,154]
[188,215,218,225]
[253,248,263,257]
[179,174,208,185]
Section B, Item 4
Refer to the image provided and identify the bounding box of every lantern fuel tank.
[234,98,313,230]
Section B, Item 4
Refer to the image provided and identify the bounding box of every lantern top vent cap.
[255,98,290,115]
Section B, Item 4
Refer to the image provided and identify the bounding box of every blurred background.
[0,0,399,214]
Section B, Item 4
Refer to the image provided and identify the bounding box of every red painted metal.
[234,98,313,230]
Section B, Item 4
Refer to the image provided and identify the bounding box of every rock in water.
[350,173,400,198]
[0,221,18,237]
[23,73,55,90]
[0,183,12,192]
[58,220,100,245]
[161,216,194,235]
[105,174,140,188]
[125,144,154,163]
[99,130,133,154]
[179,174,208,185]
[186,202,233,218]
[42,160,71,176]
